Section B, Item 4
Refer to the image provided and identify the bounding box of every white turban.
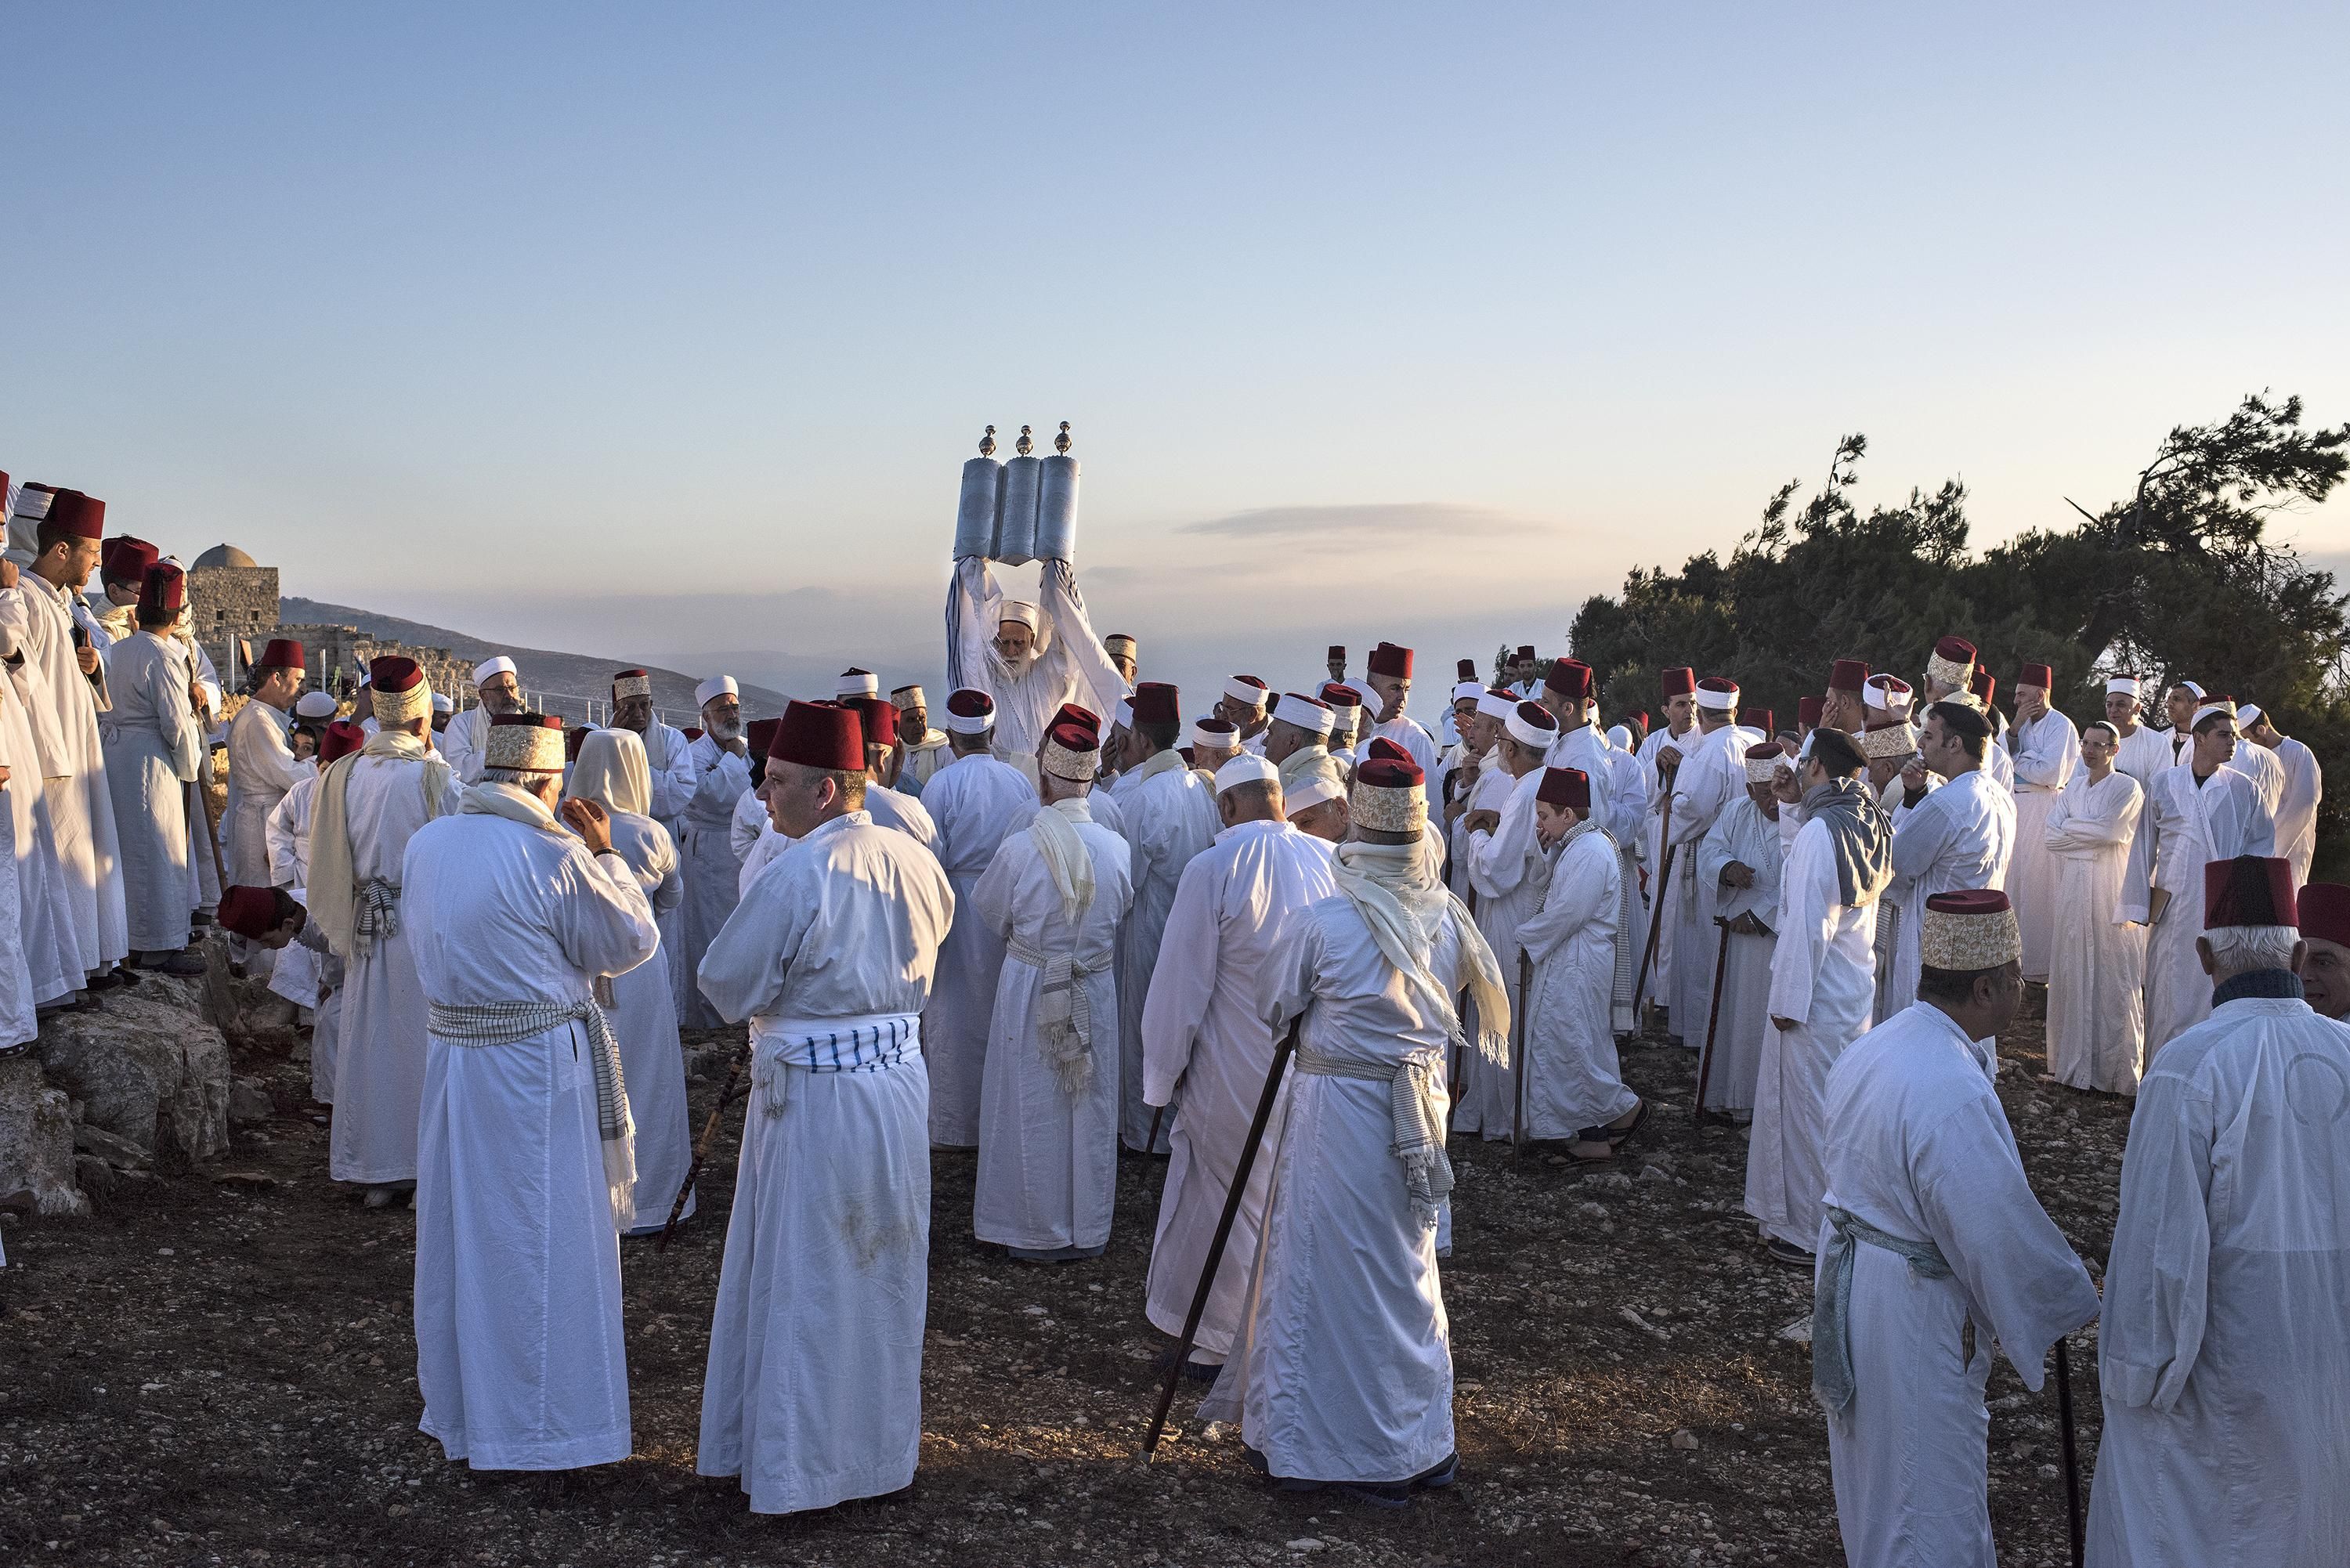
[2106,676,2142,697]
[473,655,517,687]
[1285,770,1346,814]
[1474,688,1517,722]
[1000,602,1041,631]
[294,691,338,721]
[696,674,739,709]
[431,692,453,714]
[1223,675,1268,708]
[1213,753,1280,794]
[1273,693,1334,735]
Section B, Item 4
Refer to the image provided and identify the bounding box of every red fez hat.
[1659,667,1696,697]
[1318,681,1362,708]
[745,717,783,757]
[1355,755,1424,789]
[844,695,898,748]
[945,689,994,720]
[1543,658,1594,702]
[317,719,367,764]
[1366,737,1412,763]
[137,563,186,617]
[1455,658,1478,681]
[368,655,419,690]
[1798,695,1824,728]
[1829,659,1869,693]
[101,536,159,584]
[44,489,105,540]
[1366,643,1412,678]
[2019,662,2053,688]
[2204,854,2297,930]
[1328,645,1345,661]
[1130,681,1181,727]
[2298,883,2350,948]
[260,638,306,671]
[1748,708,1774,737]
[1516,645,1537,661]
[1970,670,1996,704]
[1536,766,1590,810]
[1051,701,1101,739]
[1934,636,1977,666]
[1745,742,1784,762]
[218,886,284,941]
[1046,719,1097,755]
[682,727,704,742]
[768,699,864,772]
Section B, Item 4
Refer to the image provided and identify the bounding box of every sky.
[5,3,2346,721]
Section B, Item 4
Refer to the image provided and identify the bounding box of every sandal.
[1602,1098,1648,1145]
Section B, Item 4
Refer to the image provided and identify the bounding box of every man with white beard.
[1363,643,1438,779]
[972,720,1134,1259]
[1458,699,1558,1138]
[2123,695,2276,1054]
[1693,745,1788,1118]
[1198,756,1508,1502]
[1815,889,2099,1568]
[696,700,955,1516]
[0,486,132,995]
[2001,661,2078,984]
[226,638,310,887]
[403,713,660,1473]
[891,684,951,794]
[308,657,461,1207]
[946,560,1131,762]
[98,565,206,974]
[607,667,697,1011]
[1105,681,1216,1154]
[1664,677,1750,1047]
[2238,702,2322,886]
[1883,701,2016,1013]
[675,675,751,1028]
[1745,728,1893,1270]
[439,656,523,785]
[1141,754,1337,1375]
[2088,855,2350,1568]
[919,690,1036,1148]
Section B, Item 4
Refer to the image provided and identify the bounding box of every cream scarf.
[307,731,455,958]
[1126,746,1188,791]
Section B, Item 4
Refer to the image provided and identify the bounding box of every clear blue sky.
[6,4,2345,714]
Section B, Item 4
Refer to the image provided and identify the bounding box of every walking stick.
[1631,787,1676,1024]
[1693,917,1731,1125]
[1141,1017,1300,1459]
[656,1036,754,1251]
[2055,1337,2085,1568]
[1144,1103,1166,1154]
[1511,949,1531,1154]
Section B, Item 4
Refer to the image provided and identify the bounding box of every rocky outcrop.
[0,1056,88,1216]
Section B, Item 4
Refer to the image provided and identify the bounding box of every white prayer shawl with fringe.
[308,731,454,958]
[1025,797,1101,1092]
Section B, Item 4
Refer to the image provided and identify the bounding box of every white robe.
[1744,814,1876,1252]
[675,735,751,1030]
[437,705,490,785]
[0,711,38,1045]
[1516,826,1637,1136]
[946,557,1130,760]
[694,811,954,1516]
[1636,723,1697,1005]
[97,632,201,953]
[1369,714,1440,781]
[2124,764,2274,1056]
[863,779,939,853]
[266,772,320,889]
[0,570,128,976]
[1820,1002,2101,1568]
[1108,757,1217,1151]
[1665,722,1751,1045]
[2087,993,2350,1568]
[1694,796,1783,1111]
[1549,719,1640,1031]
[918,751,1039,1147]
[2043,771,2146,1093]
[631,720,699,1019]
[971,804,1133,1252]
[0,652,79,1006]
[598,811,693,1234]
[728,779,767,865]
[404,807,659,1471]
[1461,768,1546,1137]
[1885,769,2016,1013]
[1140,818,1336,1358]
[2003,707,2078,982]
[2265,734,2322,887]
[327,753,463,1184]
[227,699,308,887]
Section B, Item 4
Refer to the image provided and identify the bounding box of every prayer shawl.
[431,991,637,1231]
[1813,1206,1950,1412]
[1276,742,1330,794]
[1330,839,1509,1225]
[1027,797,1100,1092]
[1801,776,1894,908]
[308,731,454,958]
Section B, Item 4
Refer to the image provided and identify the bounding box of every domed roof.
[192,544,258,569]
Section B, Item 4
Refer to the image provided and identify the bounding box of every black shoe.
[1765,1238,1816,1270]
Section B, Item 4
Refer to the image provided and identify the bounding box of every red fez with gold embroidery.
[768,699,864,771]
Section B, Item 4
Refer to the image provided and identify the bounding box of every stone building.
[273,623,471,701]
[185,542,468,699]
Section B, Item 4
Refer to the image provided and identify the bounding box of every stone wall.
[187,564,280,677]
[273,623,472,701]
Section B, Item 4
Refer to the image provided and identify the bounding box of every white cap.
[696,674,739,708]
[1503,702,1558,750]
[1474,688,1517,721]
[836,668,879,699]
[1191,718,1238,752]
[1285,771,1346,814]
[1213,753,1280,794]
[1863,674,1913,713]
[1694,681,1740,711]
[1000,601,1041,631]
[1606,724,1632,749]
[294,691,338,720]
[431,692,453,714]
[2236,703,2265,728]
[1223,675,1269,708]
[942,688,996,735]
[2191,699,2236,731]
[473,655,517,686]
[1273,692,1334,735]
[1452,680,1486,703]
[2106,675,2142,697]
[2175,679,2206,699]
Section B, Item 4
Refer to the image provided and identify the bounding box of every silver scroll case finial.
[978,425,996,459]
[1054,421,1072,456]
[1016,424,1034,457]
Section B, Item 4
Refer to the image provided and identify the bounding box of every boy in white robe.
[2001,663,2078,982]
[99,566,205,973]
[1201,756,1509,1501]
[1885,701,2016,1012]
[695,699,956,1516]
[1746,729,1893,1269]
[2043,721,2146,1093]
[1694,746,1788,1115]
[1515,767,1640,1155]
[1538,660,1640,1033]
[2088,855,2350,1567]
[972,720,1134,1259]
[266,721,363,1104]
[401,715,660,1472]
[1459,700,1558,1137]
[1816,889,2099,1567]
[1107,682,1216,1153]
[1140,757,1337,1372]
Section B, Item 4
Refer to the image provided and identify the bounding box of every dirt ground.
[0,992,2129,1567]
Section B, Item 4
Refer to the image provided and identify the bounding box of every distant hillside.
[280,598,794,723]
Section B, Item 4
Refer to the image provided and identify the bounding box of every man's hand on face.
[560,797,613,855]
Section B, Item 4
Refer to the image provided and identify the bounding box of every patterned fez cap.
[1919,889,2019,970]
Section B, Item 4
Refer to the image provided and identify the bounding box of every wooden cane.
[2055,1338,2084,1568]
[1693,917,1731,1125]
[1144,1103,1166,1154]
[1631,787,1676,1025]
[1141,1017,1300,1459]
[195,754,230,896]
[1511,949,1531,1154]
[656,1037,754,1252]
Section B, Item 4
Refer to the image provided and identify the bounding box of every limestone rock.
[0,1057,92,1216]
[228,1077,273,1127]
[35,981,230,1169]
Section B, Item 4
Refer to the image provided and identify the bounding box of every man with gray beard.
[440,656,526,785]
[609,667,700,1013]
[678,675,752,1027]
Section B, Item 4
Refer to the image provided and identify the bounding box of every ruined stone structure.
[184,543,468,697]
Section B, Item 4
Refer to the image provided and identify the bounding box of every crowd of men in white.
[2,478,2344,1563]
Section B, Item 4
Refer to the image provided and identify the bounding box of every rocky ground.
[0,992,2130,1567]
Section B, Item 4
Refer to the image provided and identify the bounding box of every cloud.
[1177,501,1544,542]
